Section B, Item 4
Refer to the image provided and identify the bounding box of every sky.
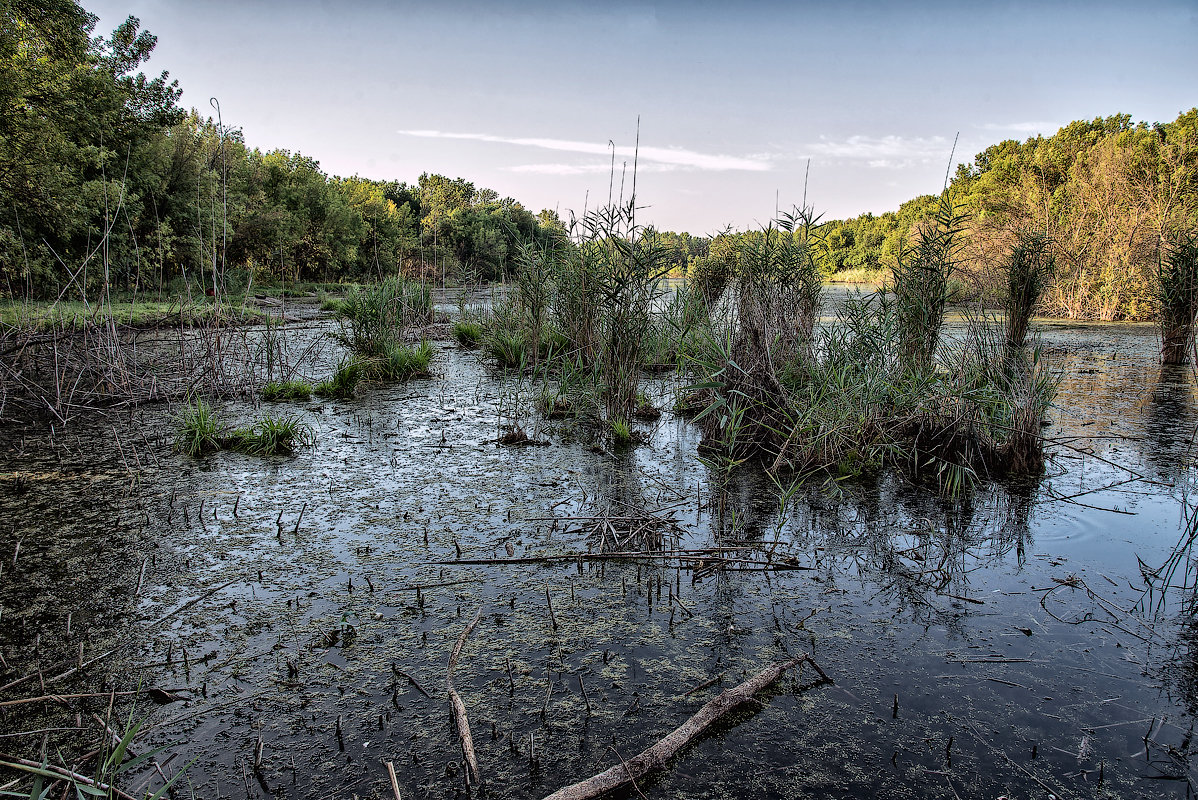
[85,0,1197,235]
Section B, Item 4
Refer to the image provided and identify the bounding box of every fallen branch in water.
[447,607,483,785]
[541,654,829,800]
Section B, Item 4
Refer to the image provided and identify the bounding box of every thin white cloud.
[805,135,956,162]
[507,162,681,175]
[976,121,1060,134]
[397,129,770,172]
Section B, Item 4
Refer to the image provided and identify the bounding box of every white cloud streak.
[804,135,956,163]
[507,162,681,175]
[977,121,1060,134]
[396,129,771,172]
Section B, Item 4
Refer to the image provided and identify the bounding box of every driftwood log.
[447,607,483,785]
[542,655,828,800]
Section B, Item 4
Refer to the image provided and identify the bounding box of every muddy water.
[2,315,1198,800]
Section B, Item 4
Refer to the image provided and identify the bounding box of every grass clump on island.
[175,398,313,456]
[452,319,483,348]
[469,187,1058,492]
[314,359,363,399]
[329,275,435,383]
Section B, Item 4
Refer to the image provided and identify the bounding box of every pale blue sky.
[88,0,1197,233]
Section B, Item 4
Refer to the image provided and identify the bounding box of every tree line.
[818,112,1198,320]
[0,0,578,299]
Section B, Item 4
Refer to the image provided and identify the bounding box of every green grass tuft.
[225,416,313,455]
[453,320,483,348]
[372,340,433,380]
[610,418,632,445]
[261,380,312,402]
[314,359,362,399]
[175,398,222,456]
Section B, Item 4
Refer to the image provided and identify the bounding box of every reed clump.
[1005,229,1055,348]
[693,194,1057,495]
[476,198,672,434]
[1158,232,1198,365]
[330,275,434,382]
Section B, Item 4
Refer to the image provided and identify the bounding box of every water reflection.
[1142,365,1198,481]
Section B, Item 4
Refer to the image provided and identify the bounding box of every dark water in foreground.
[2,315,1198,800]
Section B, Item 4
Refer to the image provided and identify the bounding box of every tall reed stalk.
[1158,232,1198,365]
[892,191,966,373]
[1004,230,1054,349]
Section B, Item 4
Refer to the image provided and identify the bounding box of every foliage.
[0,1,566,301]
[806,111,1198,321]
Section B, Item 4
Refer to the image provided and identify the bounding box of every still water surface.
[1,313,1197,799]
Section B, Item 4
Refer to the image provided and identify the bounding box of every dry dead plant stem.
[447,606,483,785]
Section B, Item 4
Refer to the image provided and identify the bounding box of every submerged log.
[542,655,828,800]
[447,607,483,785]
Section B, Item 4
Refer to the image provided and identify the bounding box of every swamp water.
[2,316,1198,799]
